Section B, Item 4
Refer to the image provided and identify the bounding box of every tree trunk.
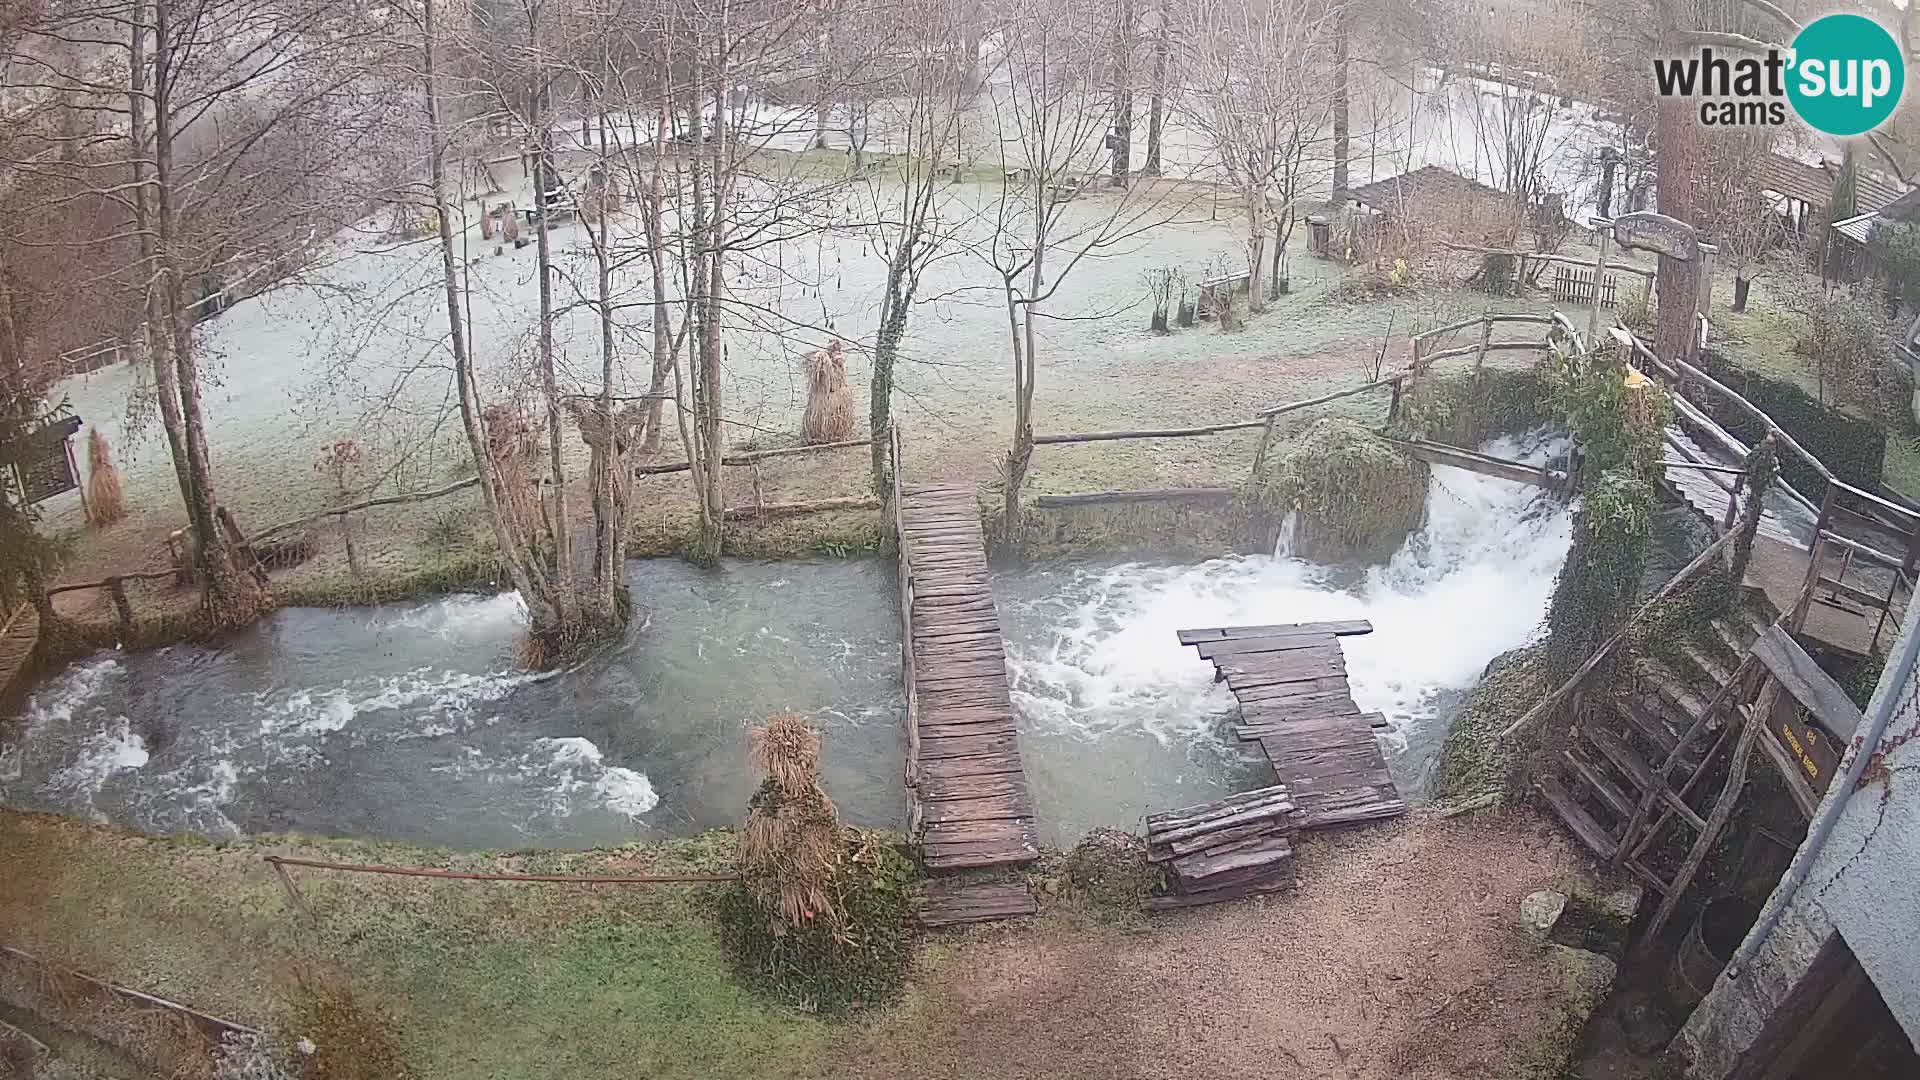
[1109,0,1134,189]
[1653,0,1700,362]
[1733,275,1751,313]
[1246,198,1267,314]
[1270,216,1287,297]
[640,92,675,455]
[1331,18,1350,206]
[422,0,552,632]
[151,0,269,627]
[1143,0,1166,177]
[527,35,578,635]
[872,248,913,494]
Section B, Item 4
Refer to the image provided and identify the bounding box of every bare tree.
[862,0,973,491]
[1176,0,1336,313]
[7,0,401,627]
[980,0,1186,526]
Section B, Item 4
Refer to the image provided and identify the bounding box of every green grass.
[0,814,831,1080]
[1881,434,1920,500]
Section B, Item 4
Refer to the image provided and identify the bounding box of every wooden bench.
[1194,271,1252,319]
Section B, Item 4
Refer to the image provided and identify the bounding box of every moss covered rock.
[1249,417,1429,563]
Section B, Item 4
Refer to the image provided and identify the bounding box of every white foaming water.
[258,667,558,738]
[46,717,150,820]
[21,657,123,734]
[382,591,527,639]
[1006,434,1573,756]
[530,736,661,819]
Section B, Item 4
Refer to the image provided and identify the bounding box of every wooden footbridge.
[894,483,1040,874]
[1178,620,1407,830]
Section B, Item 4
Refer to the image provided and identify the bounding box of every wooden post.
[1387,375,1404,426]
[1588,219,1613,348]
[1641,681,1776,944]
[1790,488,1837,632]
[269,858,312,921]
[106,577,133,632]
[1722,472,1743,531]
[1249,414,1280,481]
[66,434,89,523]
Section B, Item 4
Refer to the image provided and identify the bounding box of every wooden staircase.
[1538,609,1769,895]
[1537,602,1863,941]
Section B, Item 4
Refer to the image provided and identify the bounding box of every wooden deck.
[1178,620,1407,830]
[896,485,1039,872]
[0,603,37,707]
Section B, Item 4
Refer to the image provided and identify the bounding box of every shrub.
[1795,284,1903,422]
[1692,348,1887,493]
[1616,280,1655,334]
[1247,417,1428,562]
[1060,827,1158,911]
[716,830,917,1013]
[720,714,918,1012]
[418,506,476,555]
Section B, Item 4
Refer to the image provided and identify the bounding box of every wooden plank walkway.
[897,485,1039,872]
[1178,621,1407,830]
[0,602,38,707]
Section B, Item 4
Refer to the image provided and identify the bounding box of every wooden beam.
[1256,377,1395,418]
[1748,625,1864,742]
[1032,488,1236,508]
[1387,438,1566,488]
[1177,620,1373,645]
[1031,421,1265,445]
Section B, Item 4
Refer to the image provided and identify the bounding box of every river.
[2,437,1574,849]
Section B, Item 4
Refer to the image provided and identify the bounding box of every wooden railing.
[887,420,921,829]
[1609,323,1920,649]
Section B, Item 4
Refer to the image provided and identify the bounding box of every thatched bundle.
[742,713,843,934]
[85,429,125,527]
[800,339,856,445]
[482,403,543,547]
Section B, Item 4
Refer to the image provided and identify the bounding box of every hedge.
[1690,349,1885,497]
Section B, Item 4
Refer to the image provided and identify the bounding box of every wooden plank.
[1587,726,1708,832]
[917,753,1027,781]
[1755,723,1822,819]
[919,771,1027,801]
[1170,834,1293,881]
[1300,795,1407,830]
[1176,620,1373,645]
[1192,634,1337,660]
[1145,784,1292,829]
[1537,775,1618,859]
[1617,697,1680,755]
[1149,819,1289,862]
[1750,625,1865,742]
[920,720,1019,740]
[917,881,1036,927]
[920,818,1037,846]
[1221,652,1345,688]
[918,792,1034,825]
[1143,799,1296,849]
[919,731,1022,760]
[1565,750,1636,823]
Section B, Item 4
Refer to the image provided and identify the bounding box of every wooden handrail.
[1032,420,1265,444]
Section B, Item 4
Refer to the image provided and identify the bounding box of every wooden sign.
[1772,703,1841,795]
[5,415,82,506]
[1612,211,1700,262]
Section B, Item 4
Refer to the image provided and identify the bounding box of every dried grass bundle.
[85,429,126,526]
[801,340,855,444]
[742,712,843,933]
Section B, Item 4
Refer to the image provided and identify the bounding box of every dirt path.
[832,808,1588,1080]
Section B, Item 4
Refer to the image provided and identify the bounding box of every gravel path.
[834,808,1587,1080]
